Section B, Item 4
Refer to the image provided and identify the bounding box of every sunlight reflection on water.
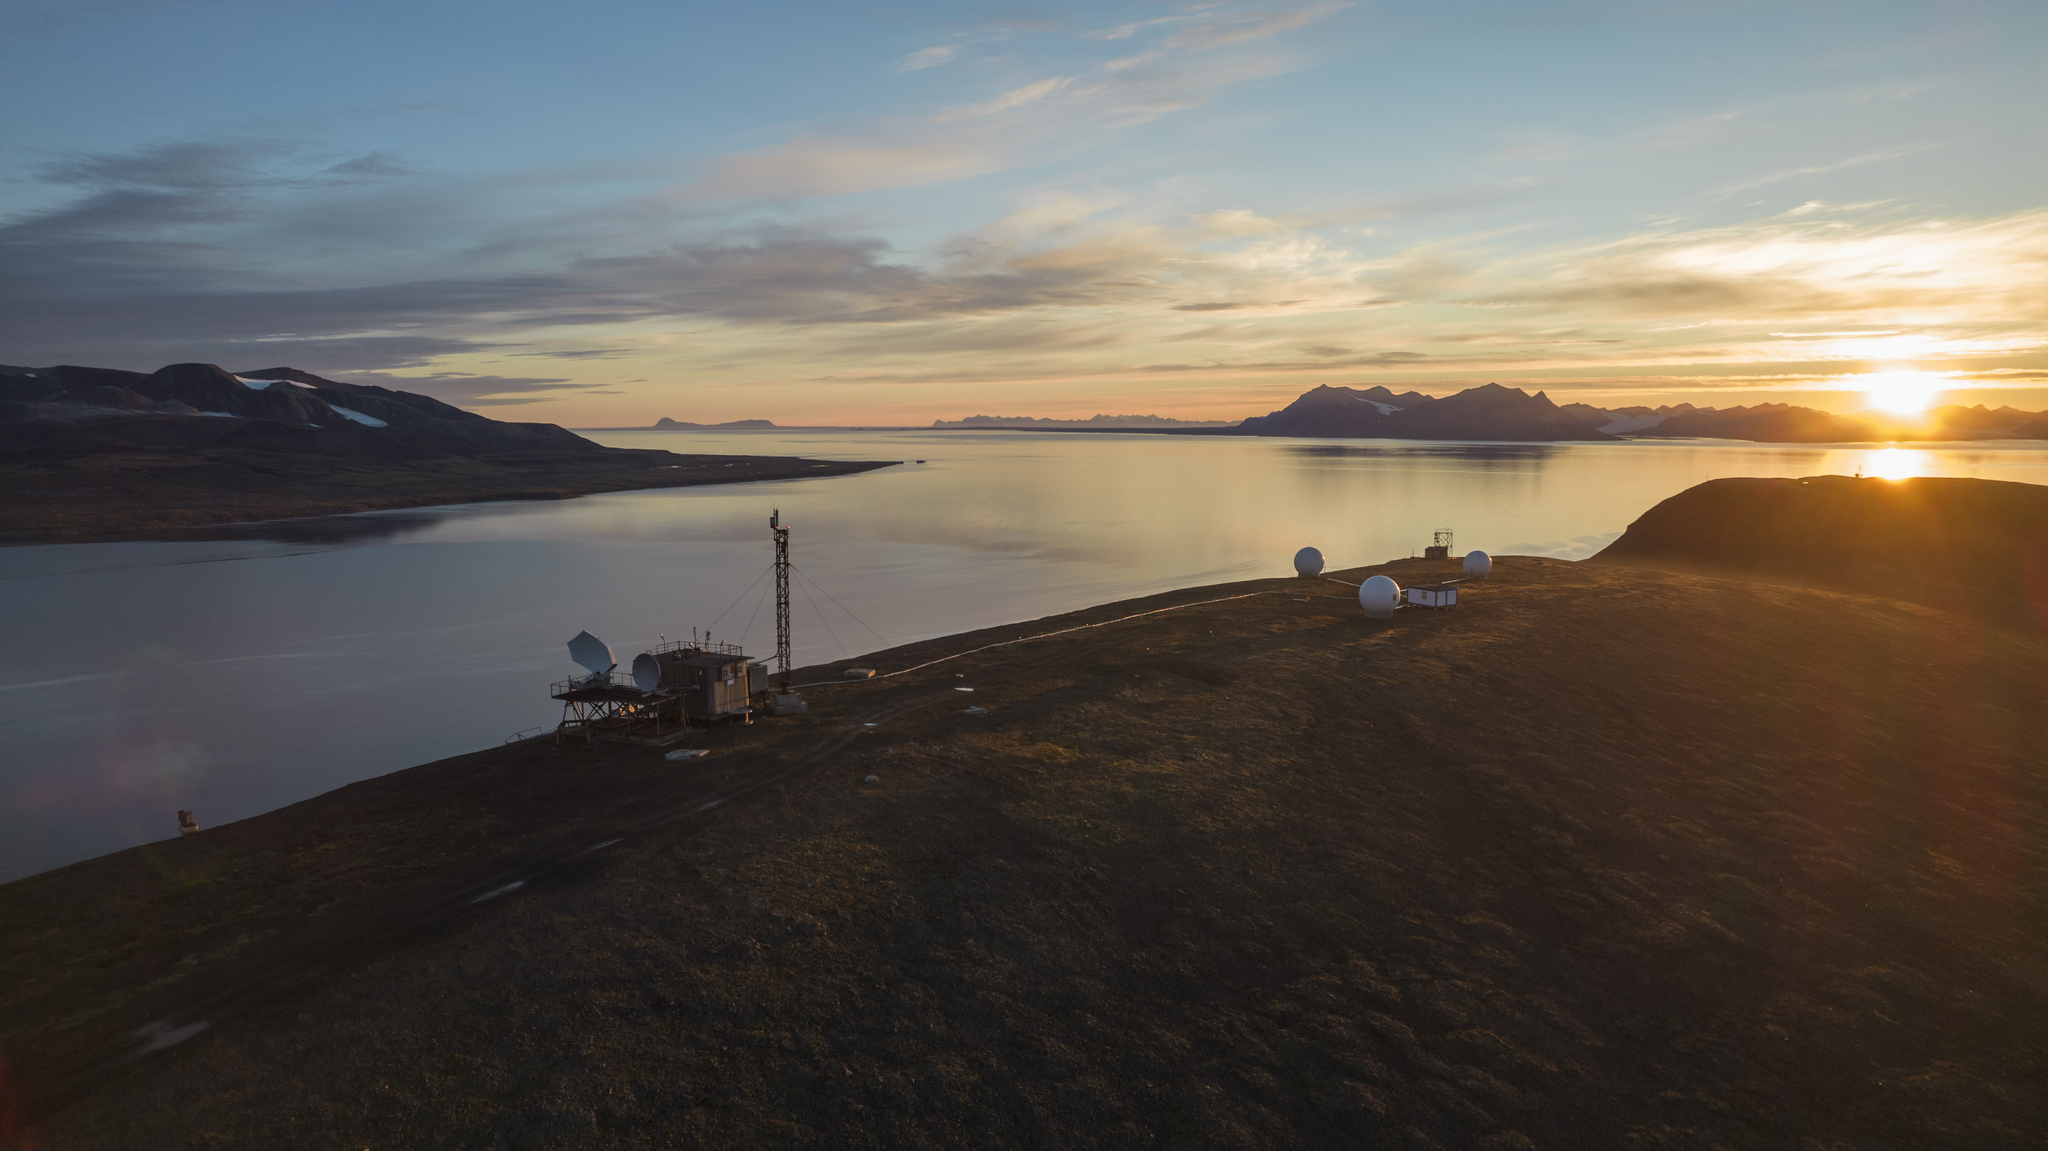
[1859,447,1927,481]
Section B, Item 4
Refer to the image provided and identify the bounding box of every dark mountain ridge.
[1573,399,2046,442]
[1232,382,1614,441]
[1,362,593,461]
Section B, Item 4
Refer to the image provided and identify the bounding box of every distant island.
[0,362,891,542]
[652,417,778,429]
[931,413,1235,428]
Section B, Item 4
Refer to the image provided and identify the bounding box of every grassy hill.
[1593,474,2048,631]
[4,495,2044,1147]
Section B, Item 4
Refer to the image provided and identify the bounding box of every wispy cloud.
[893,45,957,72]
[1086,3,1351,49]
[1711,148,1925,196]
[934,75,1076,122]
[1165,2,1352,50]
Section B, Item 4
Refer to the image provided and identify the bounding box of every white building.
[1404,583,1458,609]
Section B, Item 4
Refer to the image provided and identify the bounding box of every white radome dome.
[1463,550,1492,579]
[1359,575,1401,618]
[1293,546,1325,577]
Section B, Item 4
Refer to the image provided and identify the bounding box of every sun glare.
[1861,370,1944,415]
[1863,447,1926,482]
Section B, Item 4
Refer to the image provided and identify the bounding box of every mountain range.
[1584,401,2048,442]
[1230,383,1616,441]
[1228,383,2048,443]
[1,362,594,460]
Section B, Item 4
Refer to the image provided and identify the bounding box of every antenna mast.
[771,508,791,691]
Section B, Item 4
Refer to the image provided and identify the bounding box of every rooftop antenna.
[772,508,792,692]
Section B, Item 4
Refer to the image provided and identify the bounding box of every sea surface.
[5,430,2047,882]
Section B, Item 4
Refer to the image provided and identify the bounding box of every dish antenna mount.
[567,630,616,686]
[630,652,662,693]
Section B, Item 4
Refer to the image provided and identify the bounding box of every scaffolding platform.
[551,676,696,746]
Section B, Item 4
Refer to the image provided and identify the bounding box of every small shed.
[1404,583,1458,609]
[653,642,754,721]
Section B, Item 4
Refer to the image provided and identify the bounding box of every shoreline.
[591,423,2048,444]
[0,446,897,546]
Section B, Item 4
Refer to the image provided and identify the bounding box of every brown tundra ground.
[3,551,2043,1150]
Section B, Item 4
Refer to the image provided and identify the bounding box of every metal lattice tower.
[1433,528,1454,551]
[771,508,791,691]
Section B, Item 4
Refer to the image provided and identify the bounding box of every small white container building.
[1404,582,1458,609]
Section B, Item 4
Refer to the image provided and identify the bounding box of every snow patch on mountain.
[329,406,388,428]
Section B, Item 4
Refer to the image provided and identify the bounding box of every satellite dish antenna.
[1359,575,1401,619]
[567,630,615,679]
[1463,550,1492,579]
[630,652,662,693]
[1293,546,1324,577]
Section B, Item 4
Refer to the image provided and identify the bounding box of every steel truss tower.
[771,508,791,691]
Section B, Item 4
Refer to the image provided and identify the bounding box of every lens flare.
[1861,370,1944,415]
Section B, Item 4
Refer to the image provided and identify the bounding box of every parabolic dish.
[567,630,615,676]
[1359,575,1401,619]
[1293,546,1325,576]
[1463,550,1492,578]
[630,652,662,693]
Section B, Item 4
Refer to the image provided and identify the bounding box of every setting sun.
[1861,371,1945,415]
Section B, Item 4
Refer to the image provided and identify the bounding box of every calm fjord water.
[6,429,2047,882]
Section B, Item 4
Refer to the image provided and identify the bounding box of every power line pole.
[771,508,791,691]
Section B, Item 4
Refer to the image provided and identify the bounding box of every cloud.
[893,45,957,72]
[1476,209,2048,334]
[684,130,1024,201]
[1086,3,1349,50]
[321,152,416,181]
[674,3,1338,203]
[507,348,636,360]
[331,370,592,406]
[38,140,285,190]
[1164,2,1352,50]
[934,76,1075,122]
[1711,148,1923,196]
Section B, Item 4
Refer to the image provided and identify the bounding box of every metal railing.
[651,638,748,658]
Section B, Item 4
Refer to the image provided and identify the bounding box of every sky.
[3,0,2045,425]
